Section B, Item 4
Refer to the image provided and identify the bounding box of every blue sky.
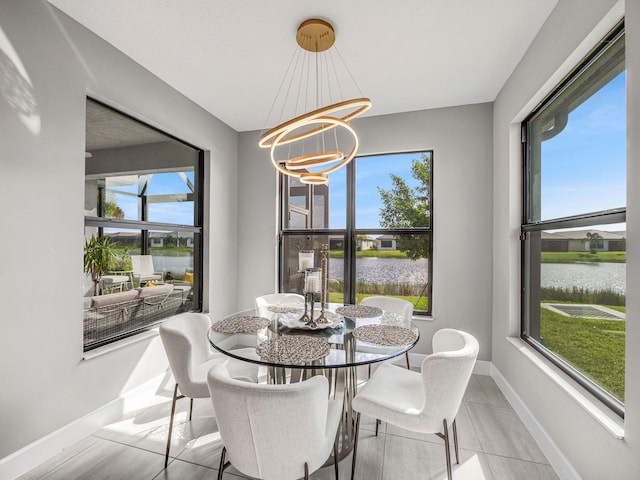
[540,71,626,223]
[107,71,625,232]
[108,172,195,225]
[328,152,426,229]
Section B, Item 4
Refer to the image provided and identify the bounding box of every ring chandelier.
[258,19,371,185]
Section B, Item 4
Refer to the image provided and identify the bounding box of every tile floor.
[18,374,560,480]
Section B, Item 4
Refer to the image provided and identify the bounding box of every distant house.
[541,230,626,252]
[376,234,396,250]
[357,236,377,250]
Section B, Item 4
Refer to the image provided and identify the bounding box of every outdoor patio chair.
[131,254,164,284]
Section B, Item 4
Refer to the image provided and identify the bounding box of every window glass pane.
[288,176,308,209]
[84,98,201,351]
[104,176,139,220]
[356,152,431,229]
[522,28,625,410]
[355,233,429,311]
[326,166,346,229]
[282,168,346,229]
[148,230,195,280]
[83,226,195,349]
[146,172,195,224]
[527,35,625,222]
[524,224,626,402]
[280,234,345,302]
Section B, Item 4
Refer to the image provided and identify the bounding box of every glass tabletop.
[208,303,419,369]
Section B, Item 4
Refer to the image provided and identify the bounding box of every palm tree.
[584,231,603,254]
[84,235,122,295]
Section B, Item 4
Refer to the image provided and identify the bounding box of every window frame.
[520,22,625,417]
[84,97,205,351]
[278,150,433,315]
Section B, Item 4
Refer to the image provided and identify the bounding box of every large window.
[522,24,625,415]
[83,99,204,350]
[279,151,432,315]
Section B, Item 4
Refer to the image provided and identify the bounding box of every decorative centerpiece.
[316,244,329,324]
[301,267,321,327]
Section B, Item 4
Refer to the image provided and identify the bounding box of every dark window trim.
[84,98,205,350]
[278,150,433,315]
[520,23,626,417]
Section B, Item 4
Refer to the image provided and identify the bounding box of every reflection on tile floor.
[18,374,560,480]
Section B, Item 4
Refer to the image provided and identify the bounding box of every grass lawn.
[541,251,626,263]
[540,306,625,401]
[327,292,428,311]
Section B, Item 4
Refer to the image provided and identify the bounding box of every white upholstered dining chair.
[207,364,342,480]
[360,296,414,370]
[255,293,305,315]
[159,313,259,468]
[350,328,479,480]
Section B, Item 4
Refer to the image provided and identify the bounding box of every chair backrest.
[159,313,213,398]
[360,296,413,320]
[419,329,479,431]
[131,255,155,275]
[255,293,305,314]
[208,365,332,480]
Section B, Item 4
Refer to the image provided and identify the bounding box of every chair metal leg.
[165,383,180,468]
[334,435,340,480]
[217,446,227,480]
[442,419,453,480]
[189,397,194,421]
[304,461,309,480]
[375,419,380,436]
[351,412,361,480]
[452,419,459,464]
[405,352,411,370]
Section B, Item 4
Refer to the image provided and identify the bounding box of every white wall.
[238,103,494,360]
[492,0,640,478]
[0,0,239,461]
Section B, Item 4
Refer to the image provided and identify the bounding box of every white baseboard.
[490,364,582,480]
[0,373,166,480]
[1,359,579,480]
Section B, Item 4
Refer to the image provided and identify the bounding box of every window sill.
[507,336,624,439]
[412,314,434,322]
[82,328,159,360]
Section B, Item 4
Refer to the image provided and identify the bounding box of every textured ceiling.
[48,0,558,132]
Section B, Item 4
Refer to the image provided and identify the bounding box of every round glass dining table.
[207,302,419,459]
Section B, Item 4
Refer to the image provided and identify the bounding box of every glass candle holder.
[298,250,314,272]
[304,267,322,294]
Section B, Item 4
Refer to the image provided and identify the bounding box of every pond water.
[541,262,626,295]
[153,255,625,295]
[153,256,193,275]
[328,257,428,284]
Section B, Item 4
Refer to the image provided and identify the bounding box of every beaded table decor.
[211,316,270,334]
[335,305,382,318]
[267,303,305,313]
[352,324,418,346]
[279,310,344,330]
[256,336,330,363]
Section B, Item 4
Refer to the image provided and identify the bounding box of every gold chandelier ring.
[270,116,358,183]
[259,97,371,149]
[285,150,344,170]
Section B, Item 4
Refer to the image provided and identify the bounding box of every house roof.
[541,230,626,241]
